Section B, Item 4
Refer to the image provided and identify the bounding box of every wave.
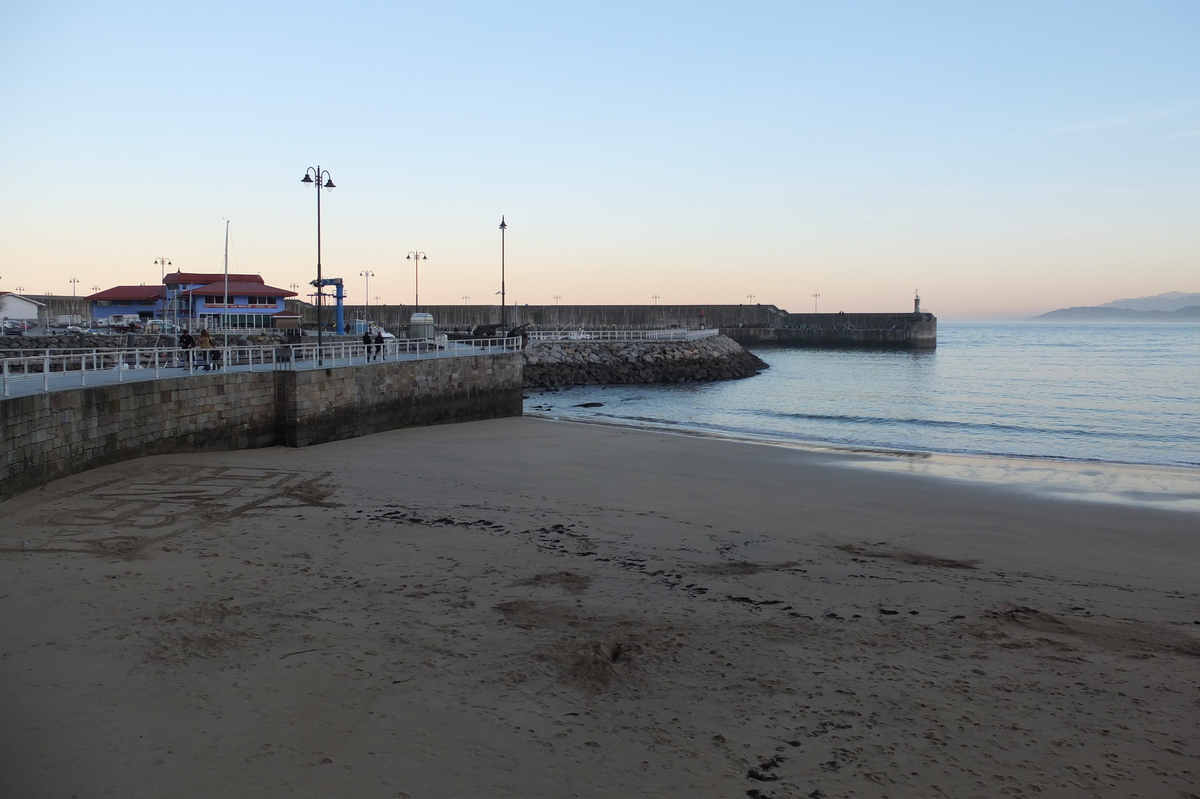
[743,409,1200,443]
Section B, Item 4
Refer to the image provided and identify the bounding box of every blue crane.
[310,277,346,333]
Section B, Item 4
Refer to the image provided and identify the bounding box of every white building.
[0,292,45,321]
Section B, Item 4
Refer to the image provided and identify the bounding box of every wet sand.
[1,416,1197,798]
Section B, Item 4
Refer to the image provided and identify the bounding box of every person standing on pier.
[373,330,384,361]
[362,330,373,360]
[178,330,195,369]
[198,329,215,371]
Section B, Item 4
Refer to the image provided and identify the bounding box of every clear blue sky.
[1,1,1197,318]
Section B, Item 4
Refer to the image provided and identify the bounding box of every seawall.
[523,336,767,387]
[0,353,523,502]
[723,313,937,348]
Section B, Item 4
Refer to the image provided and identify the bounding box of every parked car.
[2,320,30,335]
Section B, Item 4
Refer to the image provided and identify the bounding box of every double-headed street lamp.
[301,165,335,364]
[406,252,428,307]
[360,270,374,309]
[812,293,820,313]
[155,258,172,325]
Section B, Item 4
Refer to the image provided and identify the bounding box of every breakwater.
[723,313,936,348]
[292,302,789,331]
[0,353,522,501]
[289,303,935,348]
[522,335,767,387]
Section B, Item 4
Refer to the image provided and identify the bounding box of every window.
[96,300,111,306]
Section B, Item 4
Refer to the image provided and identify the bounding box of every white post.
[3,358,8,397]
[43,354,49,391]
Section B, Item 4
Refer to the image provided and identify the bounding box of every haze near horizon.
[1,1,1197,320]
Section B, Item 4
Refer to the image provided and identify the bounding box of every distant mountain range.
[1033,291,1200,322]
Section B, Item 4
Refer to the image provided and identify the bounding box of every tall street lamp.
[406,252,427,307]
[360,270,374,310]
[155,258,172,326]
[301,165,335,364]
[746,293,755,304]
[498,216,507,330]
[812,293,820,313]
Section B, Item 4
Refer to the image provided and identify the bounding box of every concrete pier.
[0,353,523,502]
[287,302,936,347]
[723,313,937,348]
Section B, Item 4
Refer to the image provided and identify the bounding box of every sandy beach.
[1,416,1197,798]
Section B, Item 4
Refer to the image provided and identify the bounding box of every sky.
[0,1,1197,320]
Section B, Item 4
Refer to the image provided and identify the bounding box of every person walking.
[177,328,194,369]
[362,330,373,361]
[198,329,215,371]
[373,330,384,361]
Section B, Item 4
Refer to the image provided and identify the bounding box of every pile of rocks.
[522,335,767,387]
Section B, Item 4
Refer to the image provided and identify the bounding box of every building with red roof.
[88,272,297,330]
[87,285,167,323]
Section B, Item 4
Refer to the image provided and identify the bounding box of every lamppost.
[405,252,427,307]
[360,270,374,311]
[69,278,79,297]
[498,216,507,330]
[652,294,660,305]
[300,165,335,365]
[812,293,820,313]
[154,258,172,325]
[746,293,755,304]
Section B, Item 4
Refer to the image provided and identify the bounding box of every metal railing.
[1,336,522,397]
[525,328,718,342]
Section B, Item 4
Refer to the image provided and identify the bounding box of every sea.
[525,323,1200,470]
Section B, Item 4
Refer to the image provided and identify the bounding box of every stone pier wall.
[0,353,523,502]
[723,313,937,348]
[277,355,524,447]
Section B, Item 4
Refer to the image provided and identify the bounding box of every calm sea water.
[525,323,1200,468]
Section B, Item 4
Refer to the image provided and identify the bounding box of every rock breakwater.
[523,335,767,387]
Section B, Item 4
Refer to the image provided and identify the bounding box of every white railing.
[526,328,718,342]
[0,337,522,397]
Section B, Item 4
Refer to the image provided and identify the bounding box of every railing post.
[3,358,8,397]
[43,354,49,391]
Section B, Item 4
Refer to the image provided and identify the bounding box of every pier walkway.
[1,337,521,401]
